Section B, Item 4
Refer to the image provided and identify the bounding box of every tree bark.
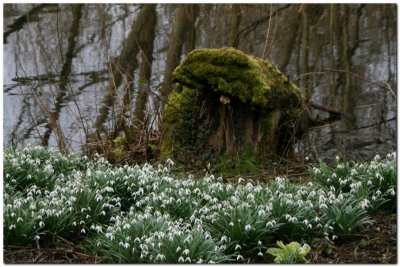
[161,4,198,103]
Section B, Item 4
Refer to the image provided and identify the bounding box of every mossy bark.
[160,47,306,164]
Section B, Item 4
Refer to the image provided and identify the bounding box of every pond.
[3,3,397,161]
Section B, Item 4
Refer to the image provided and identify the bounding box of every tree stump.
[160,47,306,166]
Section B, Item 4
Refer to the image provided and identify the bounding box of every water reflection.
[3,3,396,161]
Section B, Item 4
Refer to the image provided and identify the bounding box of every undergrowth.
[3,146,396,263]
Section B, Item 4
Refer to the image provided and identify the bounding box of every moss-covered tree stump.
[160,47,306,166]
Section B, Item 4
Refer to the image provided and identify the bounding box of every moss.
[160,86,199,160]
[161,47,305,165]
[172,47,302,110]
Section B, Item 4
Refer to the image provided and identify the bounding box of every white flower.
[81,228,86,234]
[17,217,23,223]
[258,252,263,256]
[156,254,165,261]
[235,244,241,251]
[359,199,370,209]
[185,257,191,263]
[257,240,262,246]
[178,256,185,263]
[237,255,244,261]
[389,188,395,196]
[105,233,114,240]
[350,169,358,176]
[258,209,266,216]
[332,235,338,240]
[39,221,45,228]
[220,235,228,243]
[244,224,252,231]
[34,235,40,240]
[182,248,190,256]
[229,222,234,227]
[266,221,274,227]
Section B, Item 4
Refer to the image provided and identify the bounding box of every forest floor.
[3,211,396,264]
[4,158,396,264]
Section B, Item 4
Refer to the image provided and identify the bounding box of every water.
[3,3,397,161]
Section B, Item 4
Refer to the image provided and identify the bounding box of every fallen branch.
[309,101,353,120]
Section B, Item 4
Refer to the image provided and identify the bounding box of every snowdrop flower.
[34,235,40,240]
[257,241,262,246]
[156,254,165,261]
[81,228,86,234]
[39,221,45,228]
[235,244,241,251]
[238,177,245,183]
[178,256,185,263]
[17,217,23,223]
[44,164,54,175]
[220,235,228,243]
[182,248,190,256]
[258,252,263,256]
[229,222,234,227]
[245,224,252,231]
[332,235,338,241]
[359,199,370,209]
[105,233,114,240]
[237,255,244,261]
[185,257,191,263]
[9,224,16,230]
[389,188,395,196]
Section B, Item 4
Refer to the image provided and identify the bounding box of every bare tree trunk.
[228,4,242,48]
[161,4,198,103]
[133,5,157,132]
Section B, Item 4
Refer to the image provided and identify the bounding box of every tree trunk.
[161,5,198,103]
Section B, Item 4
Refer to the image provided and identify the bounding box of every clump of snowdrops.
[4,146,396,263]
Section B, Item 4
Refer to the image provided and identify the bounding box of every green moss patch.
[172,47,302,110]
